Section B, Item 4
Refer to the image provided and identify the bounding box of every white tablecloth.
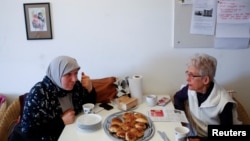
[58,95,182,141]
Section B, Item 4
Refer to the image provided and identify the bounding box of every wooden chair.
[0,100,7,121]
[0,93,27,141]
[233,97,250,124]
[0,98,21,141]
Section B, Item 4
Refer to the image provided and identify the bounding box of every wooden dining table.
[58,95,184,141]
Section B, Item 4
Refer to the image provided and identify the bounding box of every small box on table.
[117,96,138,111]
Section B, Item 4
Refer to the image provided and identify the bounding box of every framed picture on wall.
[23,3,53,40]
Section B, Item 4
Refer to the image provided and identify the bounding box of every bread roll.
[125,131,137,141]
[129,128,144,138]
[134,113,145,118]
[111,117,123,126]
[135,117,148,124]
[120,122,132,131]
[135,122,146,130]
[124,115,136,123]
[122,112,134,119]
[116,129,126,139]
[109,124,121,133]
[136,128,144,138]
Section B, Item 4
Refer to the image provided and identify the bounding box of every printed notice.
[217,0,250,24]
[190,0,217,35]
[148,109,188,123]
[215,0,250,49]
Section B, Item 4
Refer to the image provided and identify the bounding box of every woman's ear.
[203,76,210,85]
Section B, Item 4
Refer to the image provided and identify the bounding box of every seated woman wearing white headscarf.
[9,56,96,141]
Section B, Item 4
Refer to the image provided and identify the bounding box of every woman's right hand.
[62,109,75,125]
[81,72,93,92]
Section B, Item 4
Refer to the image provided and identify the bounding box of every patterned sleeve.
[20,83,64,140]
[73,81,97,115]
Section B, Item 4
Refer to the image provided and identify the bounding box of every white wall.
[1,0,250,116]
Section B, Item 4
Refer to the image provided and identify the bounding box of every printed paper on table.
[148,108,188,123]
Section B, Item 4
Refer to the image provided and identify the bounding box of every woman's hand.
[62,109,75,125]
[81,72,93,92]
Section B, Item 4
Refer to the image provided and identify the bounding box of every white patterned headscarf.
[46,56,80,89]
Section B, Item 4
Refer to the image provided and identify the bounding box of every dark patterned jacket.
[10,76,96,141]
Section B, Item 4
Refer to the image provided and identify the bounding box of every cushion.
[114,77,131,97]
[91,77,117,103]
[0,94,6,106]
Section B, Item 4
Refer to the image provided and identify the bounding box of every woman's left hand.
[62,109,75,125]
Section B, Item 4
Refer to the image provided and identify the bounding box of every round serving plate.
[103,111,155,141]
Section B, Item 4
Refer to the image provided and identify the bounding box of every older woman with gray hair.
[9,56,96,141]
[174,53,241,141]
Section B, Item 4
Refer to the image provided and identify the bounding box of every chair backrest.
[233,97,250,124]
[0,94,7,119]
[227,90,250,124]
[0,98,21,141]
[0,100,7,120]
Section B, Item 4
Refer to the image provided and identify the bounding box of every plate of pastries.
[103,111,155,141]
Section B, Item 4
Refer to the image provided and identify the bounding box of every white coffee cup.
[146,95,158,107]
[82,103,95,114]
[174,126,190,141]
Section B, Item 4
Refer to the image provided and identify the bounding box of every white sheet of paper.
[214,38,250,49]
[216,23,250,38]
[190,0,217,35]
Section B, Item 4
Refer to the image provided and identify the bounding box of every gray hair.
[187,53,217,80]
